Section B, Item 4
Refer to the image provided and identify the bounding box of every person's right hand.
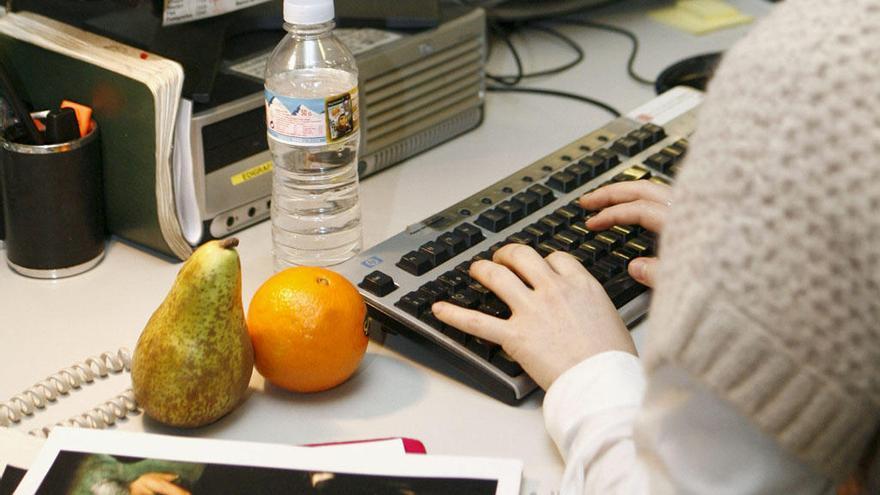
[578,179,672,287]
[129,473,190,495]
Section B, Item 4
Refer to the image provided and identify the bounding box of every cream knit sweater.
[644,0,880,482]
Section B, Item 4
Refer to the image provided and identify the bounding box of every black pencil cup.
[0,121,105,278]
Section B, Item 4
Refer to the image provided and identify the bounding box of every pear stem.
[220,237,240,249]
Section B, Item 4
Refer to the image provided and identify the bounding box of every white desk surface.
[1,1,772,492]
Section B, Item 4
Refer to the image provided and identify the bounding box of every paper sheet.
[15,428,522,495]
[649,0,752,35]
[163,0,272,26]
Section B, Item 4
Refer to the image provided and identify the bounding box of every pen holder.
[0,121,105,278]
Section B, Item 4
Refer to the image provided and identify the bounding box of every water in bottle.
[264,0,362,270]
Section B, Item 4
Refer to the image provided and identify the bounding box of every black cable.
[487,23,585,85]
[554,18,655,86]
[487,86,621,117]
[487,23,525,86]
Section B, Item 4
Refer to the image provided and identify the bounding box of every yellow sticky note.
[649,0,753,35]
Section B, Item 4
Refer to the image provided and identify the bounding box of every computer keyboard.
[337,88,702,404]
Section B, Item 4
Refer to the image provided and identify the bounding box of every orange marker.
[60,100,93,137]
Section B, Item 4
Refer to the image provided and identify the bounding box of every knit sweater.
[644,0,880,481]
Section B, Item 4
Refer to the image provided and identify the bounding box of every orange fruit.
[247,267,367,393]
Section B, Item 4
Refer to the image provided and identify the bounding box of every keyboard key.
[640,123,666,143]
[578,155,605,178]
[359,271,397,297]
[547,171,578,192]
[612,165,652,183]
[592,259,622,280]
[475,209,510,232]
[567,200,588,217]
[467,337,498,360]
[660,145,684,163]
[491,350,523,377]
[569,222,593,239]
[506,231,537,247]
[564,162,593,185]
[644,152,673,173]
[537,239,565,257]
[511,191,541,215]
[438,323,469,345]
[496,200,525,223]
[593,148,620,168]
[569,248,596,267]
[421,311,468,344]
[672,138,689,151]
[595,231,625,250]
[554,205,582,224]
[539,214,567,234]
[578,239,607,259]
[419,240,452,266]
[468,282,493,304]
[626,237,653,257]
[610,225,638,241]
[450,288,480,309]
[478,299,511,319]
[627,129,653,149]
[524,223,552,243]
[553,230,584,251]
[398,250,433,275]
[419,280,447,301]
[454,222,485,247]
[603,273,648,309]
[527,184,556,206]
[609,247,639,270]
[454,261,471,276]
[471,250,492,263]
[438,270,469,293]
[611,136,641,156]
[437,231,468,255]
[396,291,430,317]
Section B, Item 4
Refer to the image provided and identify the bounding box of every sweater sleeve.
[544,352,833,494]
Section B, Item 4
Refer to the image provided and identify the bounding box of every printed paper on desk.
[15,428,522,494]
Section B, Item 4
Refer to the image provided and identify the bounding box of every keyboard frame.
[337,98,700,404]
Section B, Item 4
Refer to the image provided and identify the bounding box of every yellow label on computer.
[231,161,273,186]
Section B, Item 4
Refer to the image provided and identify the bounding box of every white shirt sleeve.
[543,351,834,495]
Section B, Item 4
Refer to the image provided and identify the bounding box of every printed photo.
[35,451,498,495]
[326,93,355,141]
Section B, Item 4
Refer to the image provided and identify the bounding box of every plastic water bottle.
[265,0,362,270]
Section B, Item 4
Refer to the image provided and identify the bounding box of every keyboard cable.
[486,21,623,117]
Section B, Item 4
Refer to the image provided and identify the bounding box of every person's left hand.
[129,473,190,495]
[432,244,636,390]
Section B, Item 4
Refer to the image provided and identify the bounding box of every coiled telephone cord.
[0,348,139,437]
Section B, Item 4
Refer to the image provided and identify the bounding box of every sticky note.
[649,0,753,35]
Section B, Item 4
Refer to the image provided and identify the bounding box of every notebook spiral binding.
[0,348,140,437]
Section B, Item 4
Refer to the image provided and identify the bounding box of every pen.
[0,57,43,145]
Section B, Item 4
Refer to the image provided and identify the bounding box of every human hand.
[432,244,636,390]
[579,179,672,287]
[129,473,191,495]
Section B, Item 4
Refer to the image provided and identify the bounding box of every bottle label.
[265,87,359,146]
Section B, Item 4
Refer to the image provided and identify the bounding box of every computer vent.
[365,106,483,176]
[361,35,485,156]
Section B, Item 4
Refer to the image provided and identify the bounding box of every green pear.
[131,238,254,428]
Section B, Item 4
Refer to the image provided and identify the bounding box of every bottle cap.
[283,0,335,24]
